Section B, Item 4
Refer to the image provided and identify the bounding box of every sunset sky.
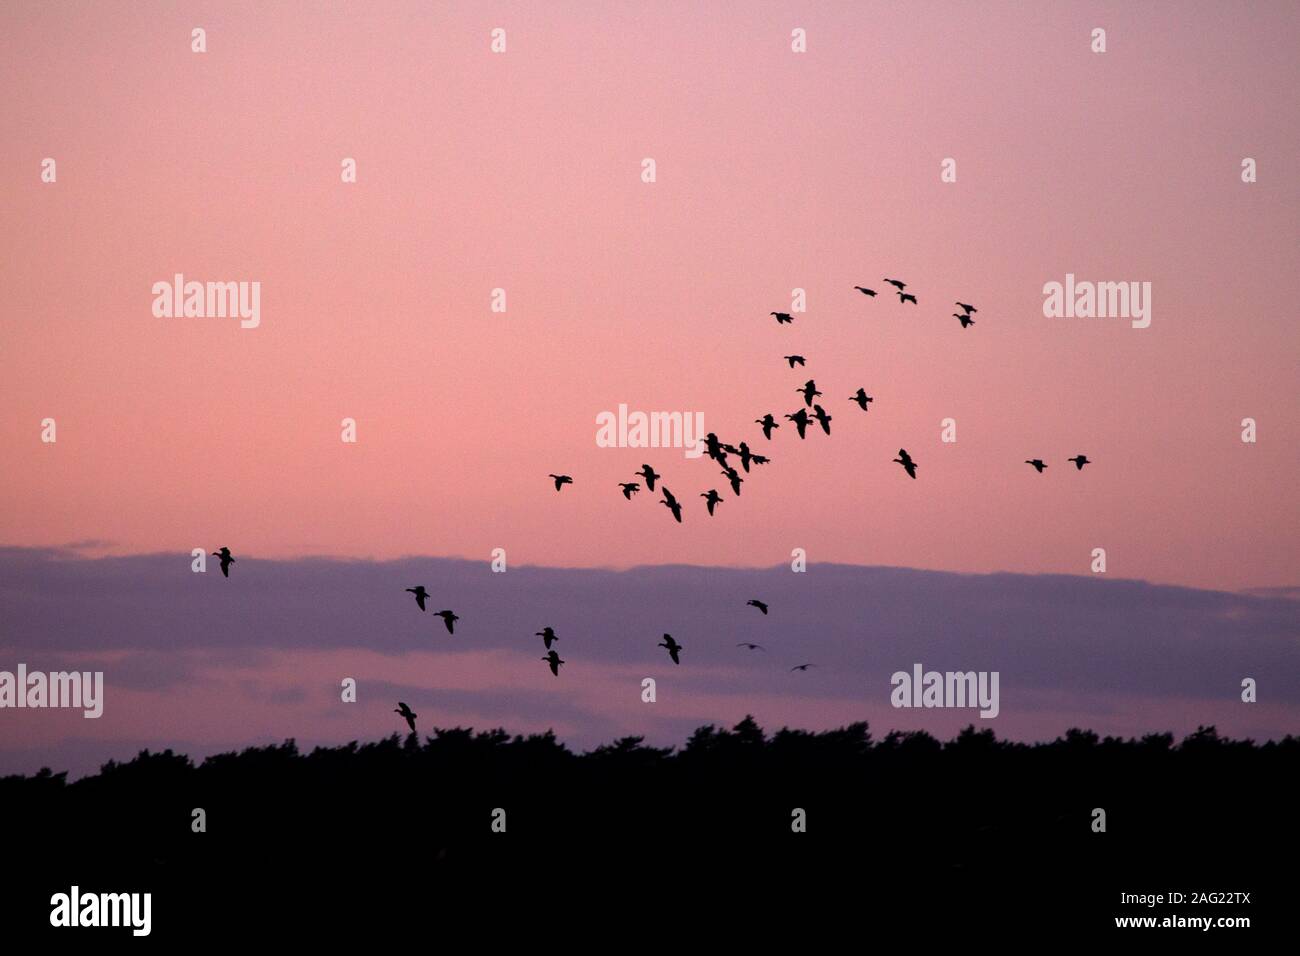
[1,2,1297,776]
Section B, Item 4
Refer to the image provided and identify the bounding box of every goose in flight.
[953,312,975,328]
[784,355,806,368]
[893,448,918,479]
[542,649,565,676]
[1068,455,1091,470]
[812,404,832,435]
[618,482,640,499]
[536,626,559,649]
[394,701,418,733]
[660,487,683,523]
[955,302,977,314]
[736,642,765,651]
[405,586,429,611]
[434,610,459,634]
[786,408,812,439]
[212,547,235,578]
[548,474,573,491]
[658,633,683,665]
[850,388,874,411]
[798,380,822,407]
[701,489,722,516]
[1025,459,1047,473]
[853,286,877,297]
[746,599,769,615]
[755,414,779,440]
[771,312,794,325]
[636,464,660,492]
[722,466,744,496]
[790,663,816,672]
[897,292,918,305]
[884,279,907,291]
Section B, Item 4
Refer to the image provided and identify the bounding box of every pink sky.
[2,1,1298,591]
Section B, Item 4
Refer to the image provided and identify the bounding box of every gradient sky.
[1,3,1297,774]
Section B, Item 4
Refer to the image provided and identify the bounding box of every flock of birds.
[207,278,1093,735]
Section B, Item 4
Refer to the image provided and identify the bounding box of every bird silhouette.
[394,702,417,733]
[542,649,565,676]
[854,286,877,297]
[736,642,765,651]
[1068,455,1091,470]
[658,633,683,665]
[701,489,722,516]
[784,355,806,368]
[703,433,729,465]
[953,312,975,328]
[548,474,573,491]
[771,312,794,324]
[1025,459,1047,473]
[434,610,459,634]
[798,380,822,407]
[211,547,234,578]
[850,388,874,411]
[405,586,429,611]
[636,464,660,492]
[812,404,832,435]
[956,302,977,314]
[618,482,640,499]
[723,441,755,472]
[749,453,771,466]
[786,409,812,439]
[722,467,744,496]
[536,626,560,649]
[898,292,918,305]
[756,414,779,440]
[894,448,918,479]
[790,663,815,672]
[884,279,907,290]
[660,487,683,523]
[747,599,769,615]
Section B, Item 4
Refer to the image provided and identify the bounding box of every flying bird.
[749,454,771,466]
[898,292,918,305]
[956,302,977,314]
[701,489,722,516]
[394,702,417,733]
[756,414,779,440]
[548,474,573,491]
[658,633,683,665]
[1068,455,1091,470]
[660,487,683,523]
[636,464,660,492]
[746,599,769,615]
[884,279,906,290]
[722,441,756,472]
[736,643,765,651]
[798,380,822,407]
[703,433,729,465]
[536,626,560,649]
[786,409,812,439]
[893,448,918,479]
[850,388,874,411]
[790,664,816,672]
[405,586,429,611]
[722,467,744,496]
[434,610,459,634]
[953,313,975,328]
[784,355,806,368]
[771,312,794,325]
[812,404,832,435]
[853,286,877,297]
[211,547,235,578]
[1025,459,1047,473]
[542,649,565,676]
